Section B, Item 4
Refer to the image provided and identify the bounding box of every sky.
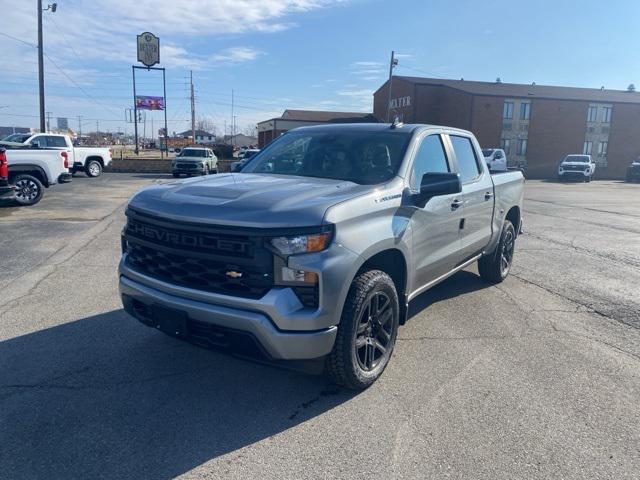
[1,0,639,137]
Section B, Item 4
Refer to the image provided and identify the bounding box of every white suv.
[482,148,507,172]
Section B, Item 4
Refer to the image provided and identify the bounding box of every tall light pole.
[386,50,398,122]
[37,2,56,133]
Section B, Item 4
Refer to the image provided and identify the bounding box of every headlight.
[270,231,332,256]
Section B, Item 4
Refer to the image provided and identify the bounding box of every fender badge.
[226,270,243,279]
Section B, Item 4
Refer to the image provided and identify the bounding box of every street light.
[37,1,57,133]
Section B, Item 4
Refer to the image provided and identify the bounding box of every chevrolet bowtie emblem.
[226,270,243,279]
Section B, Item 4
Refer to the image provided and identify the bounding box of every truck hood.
[128,173,372,228]
[174,156,205,162]
[560,162,589,167]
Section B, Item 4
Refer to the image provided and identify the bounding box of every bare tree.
[195,116,216,134]
[242,124,257,137]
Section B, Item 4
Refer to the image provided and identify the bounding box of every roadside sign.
[135,95,164,110]
[137,32,160,67]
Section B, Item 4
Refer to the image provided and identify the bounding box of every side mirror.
[414,172,462,207]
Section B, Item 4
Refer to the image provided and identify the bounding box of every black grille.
[563,165,587,172]
[176,162,199,169]
[292,286,319,309]
[124,210,274,299]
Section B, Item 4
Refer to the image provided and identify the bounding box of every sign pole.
[163,67,168,159]
[132,66,139,155]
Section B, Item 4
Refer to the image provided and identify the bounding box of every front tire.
[85,159,102,177]
[326,270,399,389]
[13,174,44,206]
[478,219,516,283]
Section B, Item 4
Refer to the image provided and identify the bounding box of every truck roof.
[289,122,473,136]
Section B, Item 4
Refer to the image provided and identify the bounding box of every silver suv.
[172,147,218,177]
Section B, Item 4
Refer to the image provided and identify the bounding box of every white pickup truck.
[0,141,72,205]
[21,134,112,177]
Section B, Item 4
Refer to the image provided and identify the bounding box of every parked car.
[558,154,596,182]
[482,148,508,172]
[19,133,112,177]
[171,147,218,177]
[0,148,16,203]
[0,140,72,206]
[119,123,524,389]
[626,157,640,182]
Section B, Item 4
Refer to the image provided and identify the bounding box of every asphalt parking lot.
[1,174,639,479]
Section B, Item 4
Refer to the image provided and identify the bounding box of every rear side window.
[411,134,450,189]
[450,135,481,183]
[46,136,67,148]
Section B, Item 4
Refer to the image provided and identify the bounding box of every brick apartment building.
[257,109,376,148]
[374,76,640,178]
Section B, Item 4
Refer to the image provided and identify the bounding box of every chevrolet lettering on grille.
[128,220,249,255]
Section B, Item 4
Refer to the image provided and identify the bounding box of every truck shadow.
[407,270,490,321]
[0,309,356,479]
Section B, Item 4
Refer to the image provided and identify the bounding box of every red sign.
[135,96,164,110]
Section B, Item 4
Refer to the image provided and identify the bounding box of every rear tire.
[13,174,44,206]
[326,270,399,390]
[478,219,516,283]
[85,159,102,177]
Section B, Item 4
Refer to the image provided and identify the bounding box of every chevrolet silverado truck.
[558,154,596,182]
[0,141,72,206]
[21,134,112,177]
[119,123,524,389]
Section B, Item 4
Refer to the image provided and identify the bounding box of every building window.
[598,141,608,157]
[587,106,598,122]
[500,138,511,155]
[520,103,531,120]
[583,141,593,155]
[601,107,612,123]
[517,139,528,156]
[503,101,514,120]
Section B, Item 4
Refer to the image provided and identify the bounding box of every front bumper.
[172,163,205,174]
[120,274,337,360]
[559,170,589,179]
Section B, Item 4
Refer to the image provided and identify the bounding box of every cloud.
[210,47,263,64]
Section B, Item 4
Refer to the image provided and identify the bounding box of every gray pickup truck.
[119,123,524,388]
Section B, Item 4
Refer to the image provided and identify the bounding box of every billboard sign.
[137,32,160,67]
[135,95,164,110]
[57,117,68,130]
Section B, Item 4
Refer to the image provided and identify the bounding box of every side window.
[411,134,450,189]
[30,136,46,148]
[450,135,481,183]
[46,136,67,147]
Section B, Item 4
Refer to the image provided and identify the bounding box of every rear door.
[409,132,463,289]
[446,134,494,260]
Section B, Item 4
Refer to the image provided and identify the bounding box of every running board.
[407,254,483,302]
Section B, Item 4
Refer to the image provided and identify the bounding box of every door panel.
[409,133,463,290]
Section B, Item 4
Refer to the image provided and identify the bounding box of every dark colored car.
[626,158,640,182]
[0,148,16,203]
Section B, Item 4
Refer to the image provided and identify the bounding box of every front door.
[409,133,463,291]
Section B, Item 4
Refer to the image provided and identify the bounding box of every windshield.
[243,130,412,184]
[2,133,30,143]
[482,149,495,157]
[564,155,589,163]
[178,149,207,157]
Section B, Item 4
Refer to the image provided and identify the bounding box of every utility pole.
[96,120,99,140]
[37,0,45,133]
[77,115,82,141]
[190,70,196,144]
[46,111,51,133]
[386,50,398,122]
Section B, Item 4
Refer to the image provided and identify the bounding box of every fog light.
[281,267,318,284]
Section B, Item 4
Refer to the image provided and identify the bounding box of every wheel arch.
[86,155,104,166]
[505,206,521,236]
[356,248,409,324]
[8,164,49,187]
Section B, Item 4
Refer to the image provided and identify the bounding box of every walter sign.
[137,32,160,67]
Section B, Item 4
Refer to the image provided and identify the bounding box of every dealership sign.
[389,96,411,109]
[137,32,160,67]
[135,95,165,110]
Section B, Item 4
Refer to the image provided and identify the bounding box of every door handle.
[451,198,463,209]
[484,191,494,200]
